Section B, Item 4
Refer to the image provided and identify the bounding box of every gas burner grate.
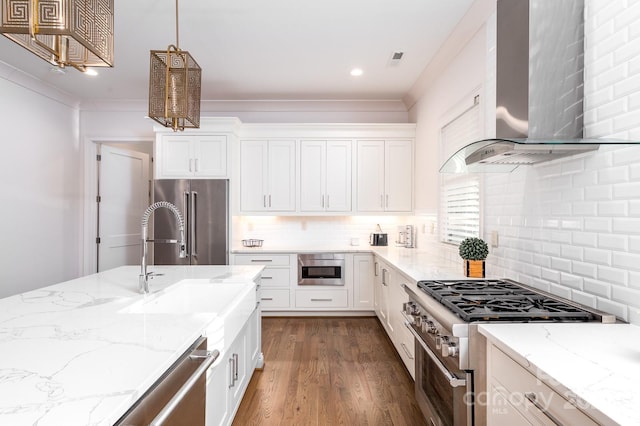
[417,279,597,322]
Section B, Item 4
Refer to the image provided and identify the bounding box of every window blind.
[440,97,481,245]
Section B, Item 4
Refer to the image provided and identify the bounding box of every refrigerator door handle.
[183,191,190,257]
[191,191,198,258]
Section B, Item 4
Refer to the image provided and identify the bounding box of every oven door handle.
[404,322,467,388]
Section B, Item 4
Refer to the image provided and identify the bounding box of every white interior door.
[98,145,150,272]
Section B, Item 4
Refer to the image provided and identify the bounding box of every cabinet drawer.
[490,345,598,426]
[234,254,290,266]
[259,267,291,287]
[295,290,348,309]
[259,289,290,309]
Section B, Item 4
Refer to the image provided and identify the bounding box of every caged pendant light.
[0,0,114,72]
[148,0,201,131]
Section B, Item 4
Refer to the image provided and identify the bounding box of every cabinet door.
[240,140,268,211]
[356,140,385,212]
[373,260,381,316]
[385,140,413,212]
[353,254,374,310]
[325,140,352,212]
[379,263,392,333]
[299,140,326,212]
[206,357,232,426]
[267,140,296,211]
[194,135,227,177]
[158,135,193,177]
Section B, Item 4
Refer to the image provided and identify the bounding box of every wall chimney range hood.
[440,0,637,173]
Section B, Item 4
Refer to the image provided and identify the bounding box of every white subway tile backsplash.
[584,248,613,265]
[613,108,640,132]
[572,201,597,216]
[598,165,629,184]
[572,231,598,247]
[572,261,598,279]
[560,245,583,261]
[584,184,613,201]
[612,252,640,271]
[571,290,598,308]
[630,237,640,253]
[560,272,584,290]
[549,284,572,299]
[597,265,628,286]
[584,279,612,298]
[629,272,640,290]
[596,297,628,321]
[584,217,612,233]
[612,217,640,234]
[612,146,640,166]
[612,285,640,309]
[597,200,628,216]
[550,257,572,273]
[598,233,628,251]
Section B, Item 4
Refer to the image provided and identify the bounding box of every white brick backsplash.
[612,285,640,309]
[612,252,640,271]
[630,237,640,253]
[541,242,561,257]
[596,297,628,321]
[532,253,551,268]
[612,217,640,234]
[614,0,640,31]
[584,248,612,265]
[597,265,628,286]
[551,257,572,273]
[612,145,640,165]
[571,290,598,308]
[598,200,628,216]
[560,219,583,230]
[560,272,583,290]
[598,165,629,184]
[614,74,640,100]
[561,245,583,261]
[573,201,597,216]
[629,200,640,215]
[584,86,614,113]
[549,230,572,244]
[584,184,613,201]
[591,0,627,27]
[598,233,628,251]
[550,284,572,299]
[584,279,612,298]
[596,98,628,121]
[572,231,598,247]
[584,217,612,233]
[572,261,598,279]
[613,182,640,199]
[629,272,640,290]
[541,268,560,283]
[630,163,640,180]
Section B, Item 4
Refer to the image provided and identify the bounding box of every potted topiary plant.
[459,237,489,278]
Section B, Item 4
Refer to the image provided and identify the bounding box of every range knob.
[435,334,448,350]
[442,341,458,358]
[424,320,437,334]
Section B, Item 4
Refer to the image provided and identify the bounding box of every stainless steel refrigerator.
[153,179,228,265]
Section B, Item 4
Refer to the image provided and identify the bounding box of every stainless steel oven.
[298,253,345,286]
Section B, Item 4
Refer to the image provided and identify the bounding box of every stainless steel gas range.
[402,279,616,426]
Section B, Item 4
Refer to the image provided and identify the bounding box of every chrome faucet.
[139,201,187,293]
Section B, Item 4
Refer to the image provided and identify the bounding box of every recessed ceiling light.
[350,68,363,77]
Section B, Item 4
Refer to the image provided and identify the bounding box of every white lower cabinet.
[232,254,295,311]
[373,256,415,378]
[487,342,599,426]
[353,254,374,310]
[295,289,349,309]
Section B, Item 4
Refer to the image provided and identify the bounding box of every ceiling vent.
[388,51,404,66]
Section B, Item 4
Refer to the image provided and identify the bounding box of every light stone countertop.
[479,323,640,426]
[0,265,262,426]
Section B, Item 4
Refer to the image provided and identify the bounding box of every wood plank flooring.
[232,317,425,426]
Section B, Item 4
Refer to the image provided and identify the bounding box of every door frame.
[83,137,153,275]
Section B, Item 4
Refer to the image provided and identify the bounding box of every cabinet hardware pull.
[261,276,273,280]
[400,343,415,360]
[321,195,324,208]
[251,259,273,263]
[189,158,193,172]
[311,298,333,302]
[326,195,330,208]
[194,158,199,172]
[261,297,274,301]
[382,268,388,286]
[525,393,563,425]
[268,194,272,207]
[150,347,219,426]
[404,322,466,387]
[374,262,379,277]
[380,194,384,208]
[233,353,239,380]
[228,358,235,388]
[263,195,266,208]
[386,194,389,208]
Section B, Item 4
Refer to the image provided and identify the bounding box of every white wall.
[481,0,640,324]
[0,76,83,298]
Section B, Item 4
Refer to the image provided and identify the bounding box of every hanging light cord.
[175,0,180,49]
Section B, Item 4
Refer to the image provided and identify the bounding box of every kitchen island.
[0,265,262,426]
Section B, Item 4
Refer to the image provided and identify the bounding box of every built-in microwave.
[297,253,345,286]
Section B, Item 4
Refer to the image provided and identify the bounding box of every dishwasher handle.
[150,348,219,426]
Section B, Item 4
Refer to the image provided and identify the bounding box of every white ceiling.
[0,0,475,105]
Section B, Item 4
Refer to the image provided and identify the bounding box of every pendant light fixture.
[148,0,201,131]
[0,0,114,72]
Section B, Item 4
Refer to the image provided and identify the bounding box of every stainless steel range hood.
[440,0,636,173]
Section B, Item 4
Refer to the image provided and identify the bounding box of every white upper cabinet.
[154,118,239,179]
[299,140,352,213]
[356,139,413,213]
[240,139,296,212]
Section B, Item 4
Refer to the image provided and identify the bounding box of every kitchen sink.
[122,280,254,315]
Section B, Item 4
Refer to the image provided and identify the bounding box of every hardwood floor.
[233,317,425,426]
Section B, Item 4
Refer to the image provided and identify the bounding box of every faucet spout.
[139,201,186,293]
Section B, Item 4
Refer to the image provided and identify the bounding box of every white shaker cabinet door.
[239,140,269,211]
[194,135,227,177]
[299,140,326,211]
[385,140,413,212]
[158,135,193,177]
[356,140,386,212]
[267,140,296,211]
[325,140,352,212]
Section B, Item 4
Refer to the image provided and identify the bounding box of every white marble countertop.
[0,265,262,426]
[479,323,640,426]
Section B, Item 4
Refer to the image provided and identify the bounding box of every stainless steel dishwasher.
[115,336,218,426]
